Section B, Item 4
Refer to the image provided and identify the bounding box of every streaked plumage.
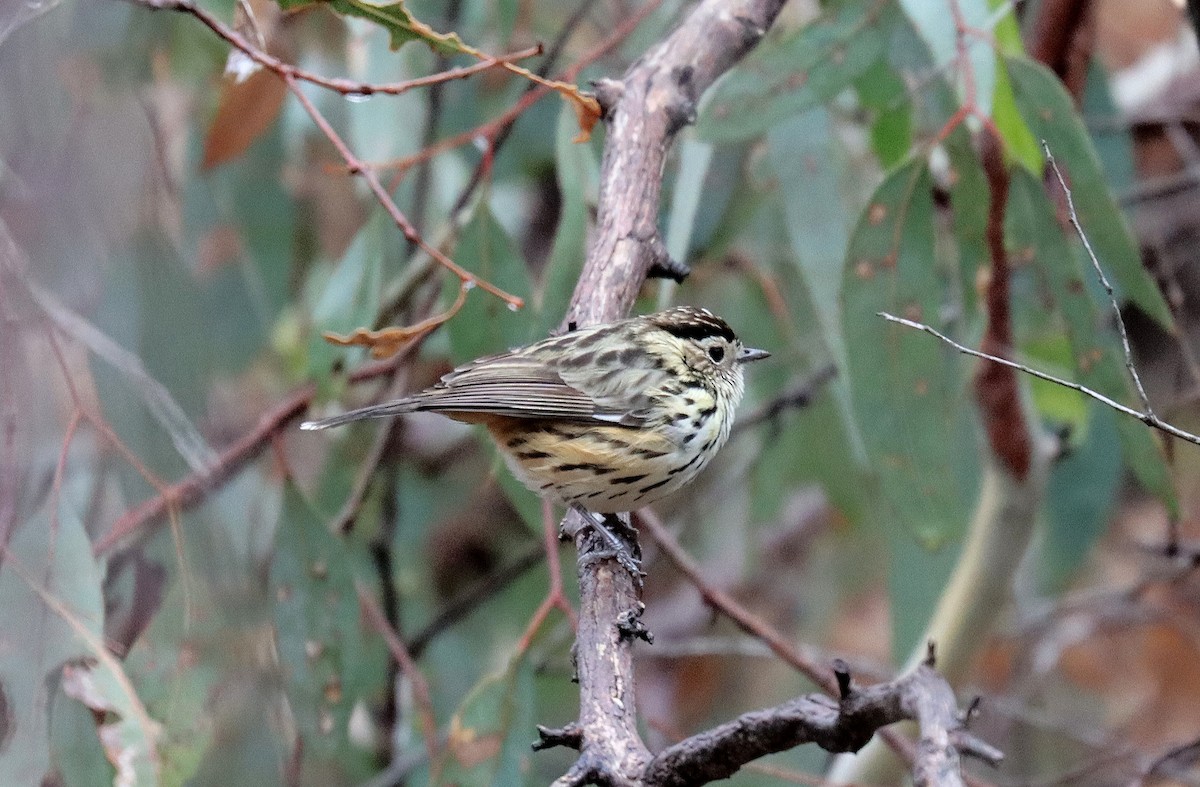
[301,306,768,513]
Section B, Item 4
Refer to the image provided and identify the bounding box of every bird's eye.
[707,345,725,363]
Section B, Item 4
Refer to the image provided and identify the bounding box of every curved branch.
[642,657,1002,787]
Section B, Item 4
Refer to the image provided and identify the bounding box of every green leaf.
[698,0,892,143]
[1007,167,1176,513]
[1006,55,1173,328]
[841,158,979,547]
[448,202,535,363]
[448,204,541,529]
[271,485,382,770]
[539,103,597,334]
[944,126,990,319]
[989,0,1024,54]
[277,0,471,53]
[769,109,847,355]
[767,108,866,464]
[855,58,911,167]
[0,501,130,784]
[1022,334,1089,430]
[441,656,536,786]
[886,508,960,660]
[1040,404,1122,592]
[663,135,714,269]
[991,54,1041,173]
[307,211,387,379]
[899,0,995,115]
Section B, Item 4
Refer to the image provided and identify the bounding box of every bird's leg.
[568,504,643,577]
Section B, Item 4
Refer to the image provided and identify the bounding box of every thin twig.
[357,584,441,775]
[94,350,415,555]
[1042,139,1156,418]
[877,312,1200,447]
[637,508,921,767]
[280,73,523,307]
[126,0,541,97]
[637,510,831,688]
[372,0,663,176]
[733,363,837,434]
[446,0,603,216]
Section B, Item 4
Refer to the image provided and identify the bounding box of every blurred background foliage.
[4,0,1200,783]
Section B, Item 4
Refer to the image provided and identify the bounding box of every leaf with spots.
[842,158,980,547]
[271,484,384,772]
[440,655,536,786]
[697,0,893,143]
[1007,168,1176,515]
[1006,55,1173,328]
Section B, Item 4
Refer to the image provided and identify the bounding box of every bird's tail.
[300,398,420,431]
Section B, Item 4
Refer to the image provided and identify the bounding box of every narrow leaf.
[1007,55,1173,327]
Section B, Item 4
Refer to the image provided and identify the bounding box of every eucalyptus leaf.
[540,103,597,333]
[448,202,535,362]
[841,158,979,547]
[271,485,382,773]
[767,108,866,463]
[0,501,123,784]
[698,0,892,142]
[440,655,536,786]
[899,0,995,116]
[1006,55,1173,328]
[1039,404,1122,593]
[308,211,388,378]
[1007,167,1176,512]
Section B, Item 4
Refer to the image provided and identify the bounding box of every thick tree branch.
[562,0,787,328]
[554,0,787,783]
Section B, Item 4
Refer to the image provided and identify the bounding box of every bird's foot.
[569,506,644,579]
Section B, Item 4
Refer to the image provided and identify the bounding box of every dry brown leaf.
[322,325,428,359]
[557,85,601,143]
[447,715,503,768]
[322,282,471,358]
[201,67,287,170]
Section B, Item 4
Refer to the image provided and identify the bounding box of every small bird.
[302,306,768,566]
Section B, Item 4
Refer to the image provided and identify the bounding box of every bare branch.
[1042,139,1156,418]
[280,73,523,307]
[642,659,1002,787]
[877,311,1200,448]
[125,0,539,97]
[94,350,416,555]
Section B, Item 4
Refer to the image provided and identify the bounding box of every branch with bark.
[548,0,997,784]
[643,650,1002,787]
[551,1,789,781]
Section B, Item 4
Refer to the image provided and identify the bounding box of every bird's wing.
[412,353,648,424]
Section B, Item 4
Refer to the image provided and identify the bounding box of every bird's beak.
[737,346,770,363]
